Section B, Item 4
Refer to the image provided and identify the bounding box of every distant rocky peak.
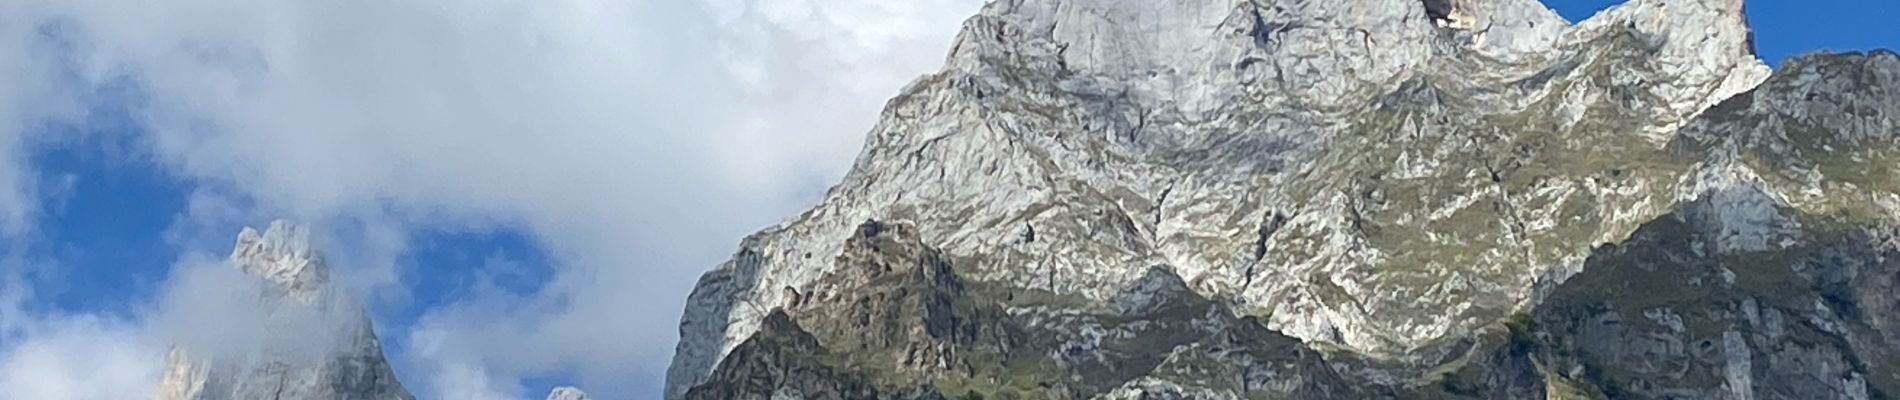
[230,220,331,300]
[154,221,413,400]
[546,387,590,400]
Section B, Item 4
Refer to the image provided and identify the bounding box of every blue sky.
[0,1,1895,399]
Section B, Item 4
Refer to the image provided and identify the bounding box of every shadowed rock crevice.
[1422,0,1460,25]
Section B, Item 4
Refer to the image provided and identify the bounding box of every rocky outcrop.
[669,0,1896,398]
[151,221,412,400]
[546,387,591,400]
[690,221,1368,399]
[1527,201,1886,399]
[682,311,894,400]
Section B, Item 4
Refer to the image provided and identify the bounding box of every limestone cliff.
[668,0,1899,398]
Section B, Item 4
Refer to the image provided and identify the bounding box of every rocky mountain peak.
[1573,0,1767,127]
[944,0,1443,114]
[1679,50,1900,154]
[152,221,412,400]
[940,0,1757,114]
[230,220,331,301]
[546,386,591,400]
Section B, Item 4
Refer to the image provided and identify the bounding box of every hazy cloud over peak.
[0,0,980,397]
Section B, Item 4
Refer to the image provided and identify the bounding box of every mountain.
[151,221,413,400]
[668,0,1900,398]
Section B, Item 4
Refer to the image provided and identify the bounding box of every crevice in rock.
[1480,153,1531,244]
[1421,0,1457,24]
[1152,180,1178,226]
[1244,210,1293,288]
[1246,6,1275,48]
[1344,187,1373,252]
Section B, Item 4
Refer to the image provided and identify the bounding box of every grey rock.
[546,387,590,400]
[668,0,1896,398]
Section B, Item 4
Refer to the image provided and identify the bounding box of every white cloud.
[0,316,160,400]
[153,257,369,366]
[424,362,519,400]
[0,266,163,400]
[0,246,370,400]
[409,317,529,400]
[0,241,394,400]
[0,0,982,398]
[0,1,87,236]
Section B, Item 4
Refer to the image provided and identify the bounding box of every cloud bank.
[0,315,159,400]
[0,0,980,398]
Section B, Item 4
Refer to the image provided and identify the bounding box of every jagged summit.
[1569,0,1765,126]
[152,221,412,400]
[939,0,1759,115]
[547,387,591,400]
[230,220,331,300]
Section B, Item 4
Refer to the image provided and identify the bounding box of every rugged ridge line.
[661,0,1892,398]
[668,0,1806,398]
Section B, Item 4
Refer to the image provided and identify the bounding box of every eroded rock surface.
[669,0,1898,398]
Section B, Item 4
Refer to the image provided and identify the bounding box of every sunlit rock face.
[667,0,1897,398]
[152,221,413,400]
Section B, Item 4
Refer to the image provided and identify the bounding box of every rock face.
[151,221,413,400]
[669,0,1899,398]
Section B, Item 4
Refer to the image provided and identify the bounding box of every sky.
[0,0,1893,399]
